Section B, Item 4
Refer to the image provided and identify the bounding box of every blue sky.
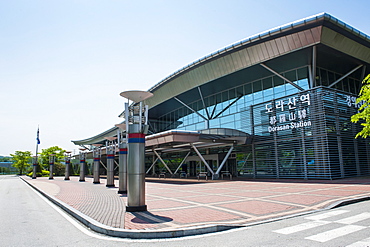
[1,0,369,156]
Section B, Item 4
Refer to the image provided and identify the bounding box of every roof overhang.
[145,128,252,154]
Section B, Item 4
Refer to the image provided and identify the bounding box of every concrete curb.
[20,177,240,239]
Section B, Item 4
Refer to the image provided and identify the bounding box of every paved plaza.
[21,175,370,234]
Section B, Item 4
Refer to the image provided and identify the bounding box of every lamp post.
[120,90,153,212]
[92,144,102,184]
[104,137,117,187]
[32,156,37,179]
[79,148,87,182]
[115,123,127,194]
[64,151,71,180]
[49,154,55,180]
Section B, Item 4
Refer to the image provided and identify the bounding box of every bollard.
[79,149,86,182]
[64,152,71,180]
[118,143,128,194]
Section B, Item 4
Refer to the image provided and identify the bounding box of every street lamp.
[115,123,127,194]
[104,137,117,187]
[120,90,153,212]
[64,151,72,180]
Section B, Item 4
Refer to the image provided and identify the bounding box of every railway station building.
[72,13,370,180]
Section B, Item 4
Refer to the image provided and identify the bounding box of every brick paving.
[22,176,370,231]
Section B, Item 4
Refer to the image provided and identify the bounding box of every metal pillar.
[127,123,147,211]
[106,153,115,187]
[190,143,215,177]
[105,137,117,187]
[49,154,55,180]
[214,146,234,179]
[118,142,128,193]
[79,149,86,182]
[120,90,153,212]
[92,144,102,184]
[64,151,71,180]
[32,156,37,179]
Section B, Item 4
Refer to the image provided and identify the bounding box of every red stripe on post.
[128,133,145,139]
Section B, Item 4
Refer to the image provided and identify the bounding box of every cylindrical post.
[79,150,86,182]
[119,91,153,212]
[49,154,55,180]
[106,144,115,187]
[93,146,101,184]
[118,142,128,193]
[64,152,71,180]
[32,156,37,179]
[126,124,147,212]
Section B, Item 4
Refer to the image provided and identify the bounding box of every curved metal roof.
[72,13,370,146]
[147,12,370,94]
[143,12,370,110]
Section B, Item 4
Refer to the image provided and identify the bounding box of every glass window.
[210,118,220,128]
[320,68,329,86]
[274,84,285,98]
[254,91,263,104]
[328,71,335,86]
[263,77,273,90]
[222,91,229,102]
[284,70,297,82]
[236,85,244,96]
[297,67,308,80]
[273,76,284,87]
[253,80,262,92]
[229,88,236,100]
[244,83,253,95]
[297,78,309,90]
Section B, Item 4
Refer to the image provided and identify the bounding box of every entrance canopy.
[145,128,252,154]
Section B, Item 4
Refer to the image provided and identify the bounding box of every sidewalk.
[21,175,370,238]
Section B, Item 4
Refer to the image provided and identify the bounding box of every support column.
[105,137,117,187]
[120,90,153,212]
[49,154,55,180]
[92,144,102,184]
[32,156,37,179]
[191,143,215,177]
[127,125,147,212]
[118,143,128,193]
[215,146,234,179]
[79,149,86,182]
[64,151,71,180]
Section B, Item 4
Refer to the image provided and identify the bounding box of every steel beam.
[328,64,363,88]
[312,46,317,88]
[215,146,234,175]
[153,149,173,174]
[100,160,107,170]
[260,63,305,91]
[213,95,243,119]
[146,157,159,174]
[174,151,191,174]
[198,87,210,119]
[174,97,208,121]
[190,143,214,175]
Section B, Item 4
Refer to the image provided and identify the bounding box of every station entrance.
[144,128,251,179]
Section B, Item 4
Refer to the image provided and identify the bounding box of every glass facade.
[149,65,370,179]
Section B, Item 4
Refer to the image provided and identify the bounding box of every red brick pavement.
[23,176,370,231]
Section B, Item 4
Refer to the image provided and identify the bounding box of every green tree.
[39,146,66,176]
[10,151,32,175]
[352,74,370,138]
